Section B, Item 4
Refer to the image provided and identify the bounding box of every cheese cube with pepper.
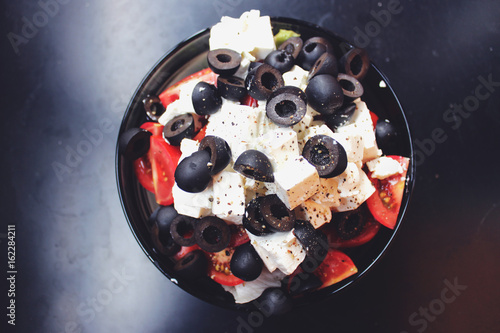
[258,128,300,170]
[211,171,246,224]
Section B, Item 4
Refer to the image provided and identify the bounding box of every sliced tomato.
[228,225,250,248]
[208,248,244,286]
[140,122,164,137]
[241,94,259,107]
[314,249,358,289]
[148,136,182,206]
[192,124,207,142]
[133,157,154,193]
[369,111,379,129]
[325,215,381,248]
[159,68,218,107]
[172,244,200,261]
[366,155,409,229]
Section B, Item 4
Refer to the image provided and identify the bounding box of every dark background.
[1,0,499,332]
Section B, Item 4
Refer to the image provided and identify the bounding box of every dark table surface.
[1,0,499,332]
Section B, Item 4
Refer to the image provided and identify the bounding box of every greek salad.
[119,10,409,308]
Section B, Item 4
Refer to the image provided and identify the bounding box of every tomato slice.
[148,136,182,206]
[159,68,218,107]
[241,94,259,107]
[208,248,244,286]
[366,155,409,229]
[140,122,164,137]
[369,111,379,129]
[192,125,207,142]
[314,249,358,289]
[133,157,154,193]
[228,225,250,248]
[324,215,381,248]
[172,244,200,261]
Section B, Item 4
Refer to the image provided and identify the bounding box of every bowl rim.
[115,15,415,311]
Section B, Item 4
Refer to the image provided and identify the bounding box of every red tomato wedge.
[366,155,409,229]
[172,244,200,261]
[133,157,154,193]
[148,136,182,206]
[325,215,381,248]
[208,248,244,286]
[228,225,250,248]
[192,125,207,142]
[140,122,164,137]
[369,111,379,129]
[314,249,358,289]
[159,68,218,107]
[241,94,259,107]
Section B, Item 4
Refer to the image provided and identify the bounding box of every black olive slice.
[217,76,247,101]
[278,36,303,59]
[198,135,232,175]
[376,118,399,153]
[340,48,370,81]
[297,37,333,71]
[195,216,231,253]
[309,52,339,80]
[118,128,151,160]
[294,220,329,261]
[248,61,263,72]
[207,48,241,77]
[230,242,263,281]
[174,150,212,193]
[260,194,295,232]
[151,208,181,257]
[266,86,307,126]
[243,197,273,236]
[302,135,348,178]
[170,215,198,246]
[245,63,284,100]
[305,74,344,115]
[265,50,295,73]
[173,250,208,280]
[334,205,368,240]
[324,102,356,131]
[337,73,364,102]
[288,271,323,296]
[254,288,293,316]
[233,150,274,182]
[143,95,165,121]
[163,114,195,146]
[192,81,222,116]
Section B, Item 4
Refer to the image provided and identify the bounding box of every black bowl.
[116,16,415,312]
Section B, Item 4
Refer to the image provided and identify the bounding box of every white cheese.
[337,99,382,162]
[292,106,315,142]
[211,171,246,224]
[272,156,320,210]
[330,132,364,164]
[257,128,300,170]
[178,138,199,162]
[248,231,306,275]
[300,124,335,151]
[295,199,332,229]
[158,79,199,126]
[222,267,285,304]
[310,177,341,209]
[172,184,213,218]
[366,156,404,179]
[209,10,275,61]
[334,163,375,212]
[282,65,309,90]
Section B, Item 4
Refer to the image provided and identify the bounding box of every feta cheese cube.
[295,199,332,229]
[292,106,314,142]
[258,128,300,170]
[366,156,404,179]
[248,231,306,275]
[283,65,309,90]
[330,132,364,164]
[178,138,199,162]
[300,124,335,151]
[334,163,375,212]
[212,171,246,224]
[172,184,213,218]
[310,177,341,209]
[272,156,320,209]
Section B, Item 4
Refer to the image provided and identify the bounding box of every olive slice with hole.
[198,135,232,175]
[173,250,208,280]
[170,215,198,246]
[207,48,241,77]
[245,63,284,100]
[119,128,151,160]
[309,52,339,80]
[151,208,181,257]
[266,86,307,126]
[143,95,165,121]
[340,48,370,81]
[243,197,272,236]
[233,150,274,182]
[192,81,222,116]
[163,114,195,146]
[174,150,212,193]
[297,37,333,71]
[265,50,295,73]
[278,36,303,59]
[324,102,356,131]
[337,73,364,102]
[217,76,247,101]
[335,205,367,240]
[230,242,263,281]
[195,216,231,253]
[305,74,344,115]
[294,220,329,261]
[259,194,295,232]
[302,135,348,178]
